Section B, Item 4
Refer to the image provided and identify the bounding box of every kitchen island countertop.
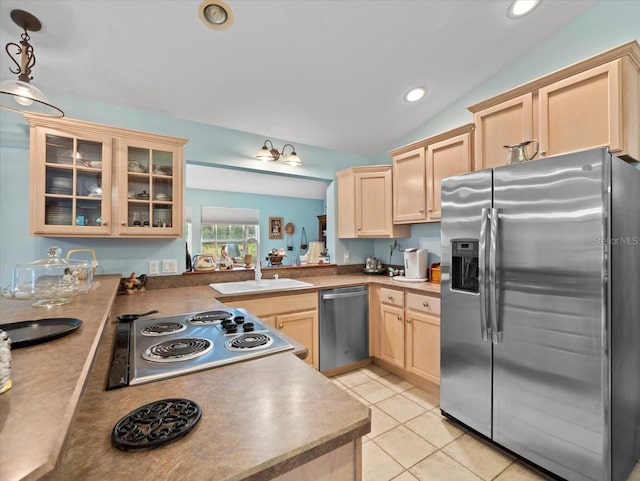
[1,277,371,481]
[53,284,370,481]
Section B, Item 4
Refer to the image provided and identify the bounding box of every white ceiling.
[0,0,596,156]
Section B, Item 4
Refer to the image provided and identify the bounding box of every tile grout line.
[336,367,538,481]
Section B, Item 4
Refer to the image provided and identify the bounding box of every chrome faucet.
[245,237,262,281]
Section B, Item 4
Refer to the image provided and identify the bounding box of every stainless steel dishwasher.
[319,286,369,371]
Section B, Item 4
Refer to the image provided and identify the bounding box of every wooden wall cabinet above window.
[336,165,410,238]
[25,114,188,238]
[469,41,640,167]
[389,124,473,224]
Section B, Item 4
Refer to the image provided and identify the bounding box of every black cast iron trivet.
[112,398,201,451]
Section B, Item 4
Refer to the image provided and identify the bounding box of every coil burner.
[140,322,186,336]
[187,310,233,325]
[142,338,212,363]
[226,333,273,352]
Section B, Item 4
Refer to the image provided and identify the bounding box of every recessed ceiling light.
[508,0,541,18]
[199,0,233,30]
[404,87,426,103]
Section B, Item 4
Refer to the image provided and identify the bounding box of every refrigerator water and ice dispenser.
[451,240,479,293]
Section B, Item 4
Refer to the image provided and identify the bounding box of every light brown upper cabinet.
[468,41,640,166]
[538,59,635,159]
[390,124,473,224]
[472,93,533,170]
[426,131,472,221]
[26,114,187,238]
[392,148,427,223]
[336,165,410,238]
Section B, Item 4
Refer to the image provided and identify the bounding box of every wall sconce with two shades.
[256,140,302,167]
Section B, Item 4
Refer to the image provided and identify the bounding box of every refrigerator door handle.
[478,207,490,341]
[489,207,503,344]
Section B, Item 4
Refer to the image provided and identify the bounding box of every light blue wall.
[186,188,325,266]
[0,97,373,286]
[1,1,638,286]
[369,0,640,266]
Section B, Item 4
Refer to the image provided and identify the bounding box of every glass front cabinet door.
[30,126,113,236]
[26,114,187,238]
[117,139,183,237]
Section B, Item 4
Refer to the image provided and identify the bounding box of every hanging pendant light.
[0,10,64,117]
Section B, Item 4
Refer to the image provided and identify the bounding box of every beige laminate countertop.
[0,275,122,481]
[210,273,441,301]
[2,274,385,481]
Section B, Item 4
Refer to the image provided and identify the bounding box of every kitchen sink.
[209,278,315,295]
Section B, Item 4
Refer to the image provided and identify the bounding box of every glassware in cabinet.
[118,140,182,236]
[35,128,112,234]
[27,114,186,238]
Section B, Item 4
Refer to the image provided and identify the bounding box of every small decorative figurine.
[121,273,148,295]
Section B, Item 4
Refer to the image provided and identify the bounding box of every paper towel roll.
[307,242,324,264]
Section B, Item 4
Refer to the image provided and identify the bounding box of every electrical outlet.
[149,260,160,275]
[162,259,178,274]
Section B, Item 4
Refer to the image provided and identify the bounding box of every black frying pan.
[117,310,159,323]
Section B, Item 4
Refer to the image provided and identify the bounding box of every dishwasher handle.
[321,289,367,300]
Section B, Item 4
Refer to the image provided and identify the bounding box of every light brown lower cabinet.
[223,292,319,368]
[370,286,441,385]
[404,292,440,384]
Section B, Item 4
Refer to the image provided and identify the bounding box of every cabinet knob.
[540,150,547,156]
[102,221,108,226]
[279,324,283,329]
[397,315,402,321]
[423,301,429,307]
[121,221,126,226]
[428,209,433,213]
[407,318,412,324]
[419,209,424,213]
[387,295,393,300]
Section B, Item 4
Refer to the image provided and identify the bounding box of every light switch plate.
[162,259,178,274]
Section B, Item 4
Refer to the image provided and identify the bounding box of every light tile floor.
[331,365,640,481]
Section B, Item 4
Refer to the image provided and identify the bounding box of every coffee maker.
[404,248,428,279]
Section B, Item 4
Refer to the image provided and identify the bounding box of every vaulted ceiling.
[0,0,596,156]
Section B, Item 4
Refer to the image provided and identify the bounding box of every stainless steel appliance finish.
[123,308,294,386]
[319,286,369,371]
[440,148,640,481]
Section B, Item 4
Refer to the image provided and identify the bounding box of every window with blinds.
[199,207,259,262]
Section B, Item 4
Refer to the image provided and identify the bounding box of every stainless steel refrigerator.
[440,148,640,481]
